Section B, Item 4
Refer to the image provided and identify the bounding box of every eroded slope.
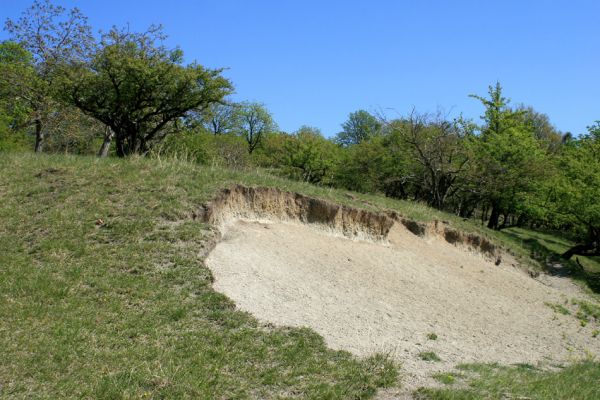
[202,186,599,387]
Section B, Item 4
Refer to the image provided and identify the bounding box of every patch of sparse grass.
[432,372,460,385]
[417,361,600,400]
[427,333,438,340]
[575,299,600,321]
[569,299,600,328]
[419,352,441,362]
[502,227,600,295]
[545,301,571,315]
[0,153,399,399]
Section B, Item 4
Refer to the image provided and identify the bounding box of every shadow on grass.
[502,230,600,294]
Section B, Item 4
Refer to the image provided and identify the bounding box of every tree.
[547,123,600,259]
[65,26,233,156]
[0,42,35,151]
[387,111,471,209]
[336,109,381,146]
[333,136,388,193]
[199,102,239,135]
[283,126,339,184]
[516,105,563,154]
[235,102,275,154]
[5,0,95,152]
[470,83,545,229]
[0,41,35,131]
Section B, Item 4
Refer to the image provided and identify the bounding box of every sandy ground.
[206,219,600,392]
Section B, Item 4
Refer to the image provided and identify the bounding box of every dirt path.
[206,218,600,391]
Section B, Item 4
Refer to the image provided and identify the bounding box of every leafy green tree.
[203,102,239,135]
[386,111,471,209]
[375,122,416,199]
[336,109,381,146]
[250,131,291,168]
[470,83,546,229]
[0,41,35,131]
[548,123,600,258]
[282,126,339,184]
[5,0,95,152]
[235,102,275,154]
[333,136,387,193]
[184,101,238,135]
[516,105,563,154]
[65,26,233,156]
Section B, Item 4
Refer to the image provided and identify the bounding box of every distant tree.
[334,136,388,193]
[5,0,95,152]
[516,105,563,153]
[336,109,381,146]
[203,102,239,135]
[235,102,275,154]
[387,111,471,209]
[183,101,239,135]
[65,26,233,156]
[283,126,339,184]
[561,132,574,144]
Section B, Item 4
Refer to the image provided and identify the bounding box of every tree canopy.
[2,0,599,260]
[548,123,600,258]
[336,109,381,146]
[5,0,95,152]
[65,27,233,156]
[235,102,276,154]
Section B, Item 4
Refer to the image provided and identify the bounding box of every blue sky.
[2,1,599,136]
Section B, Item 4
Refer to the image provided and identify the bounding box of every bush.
[0,115,32,152]
[157,130,249,170]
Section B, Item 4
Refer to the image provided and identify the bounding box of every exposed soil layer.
[198,185,395,241]
[198,185,500,258]
[201,186,600,390]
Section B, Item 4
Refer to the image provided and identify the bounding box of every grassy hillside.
[417,361,600,400]
[1,153,599,399]
[0,154,398,399]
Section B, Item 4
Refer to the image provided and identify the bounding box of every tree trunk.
[98,127,114,158]
[499,212,510,229]
[34,119,44,153]
[487,205,501,230]
[481,205,488,226]
[115,137,126,157]
[561,242,599,260]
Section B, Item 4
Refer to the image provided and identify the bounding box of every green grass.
[574,299,600,321]
[0,153,399,399]
[545,301,571,315]
[2,153,599,398]
[502,227,600,294]
[431,372,461,385]
[417,361,600,400]
[572,299,600,328]
[418,352,441,362]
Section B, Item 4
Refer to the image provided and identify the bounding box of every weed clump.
[419,351,441,362]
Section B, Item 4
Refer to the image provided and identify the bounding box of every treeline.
[0,1,598,258]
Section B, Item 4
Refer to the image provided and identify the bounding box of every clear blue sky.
[2,1,599,136]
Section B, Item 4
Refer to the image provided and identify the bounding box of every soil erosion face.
[203,188,599,387]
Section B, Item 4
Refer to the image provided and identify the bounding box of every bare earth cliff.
[198,185,600,390]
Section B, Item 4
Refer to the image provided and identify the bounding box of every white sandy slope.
[206,219,600,391]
